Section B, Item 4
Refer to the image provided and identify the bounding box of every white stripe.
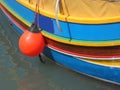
[47,45,120,60]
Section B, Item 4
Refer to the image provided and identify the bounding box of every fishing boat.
[1,0,120,84]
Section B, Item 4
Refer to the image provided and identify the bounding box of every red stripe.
[47,44,120,59]
[1,4,120,59]
[0,4,26,31]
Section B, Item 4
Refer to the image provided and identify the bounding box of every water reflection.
[0,10,120,90]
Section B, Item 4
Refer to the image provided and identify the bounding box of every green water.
[0,10,120,90]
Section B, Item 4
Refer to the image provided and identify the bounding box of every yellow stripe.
[81,58,120,67]
[1,1,31,27]
[42,31,120,47]
[2,0,120,47]
[16,0,67,21]
[16,0,120,24]
[67,16,120,24]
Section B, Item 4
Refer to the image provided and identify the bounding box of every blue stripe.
[3,14,24,35]
[37,14,54,33]
[69,22,120,41]
[12,24,23,35]
[53,20,71,38]
[4,0,34,24]
[4,7,120,84]
[43,47,120,84]
[3,0,120,41]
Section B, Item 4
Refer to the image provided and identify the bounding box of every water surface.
[0,10,120,90]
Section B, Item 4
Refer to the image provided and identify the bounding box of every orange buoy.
[19,23,45,56]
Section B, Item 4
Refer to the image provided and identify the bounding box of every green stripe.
[1,0,31,26]
[2,0,120,46]
[42,30,120,45]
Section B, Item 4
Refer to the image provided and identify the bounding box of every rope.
[33,0,41,31]
[34,0,40,23]
[33,0,62,32]
[55,0,62,32]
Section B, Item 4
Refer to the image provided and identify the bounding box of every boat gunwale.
[1,2,120,47]
[2,4,120,61]
[16,0,120,24]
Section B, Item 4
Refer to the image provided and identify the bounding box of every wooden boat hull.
[2,0,120,47]
[1,0,120,85]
